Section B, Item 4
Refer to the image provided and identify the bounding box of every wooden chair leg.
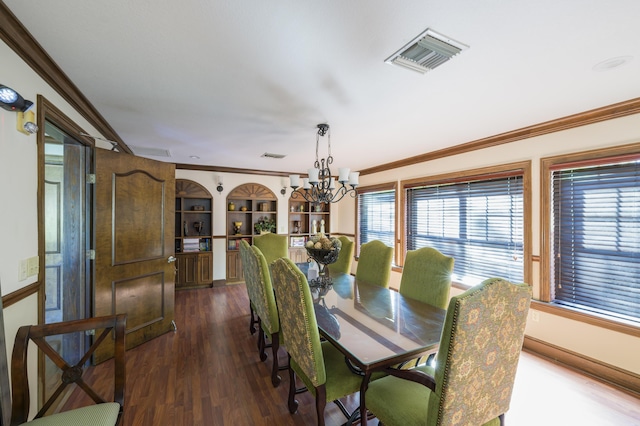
[287,355,299,414]
[249,303,258,334]
[315,384,327,426]
[270,332,281,387]
[257,320,267,361]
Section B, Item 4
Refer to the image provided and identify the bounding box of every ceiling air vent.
[385,28,468,74]
[261,152,286,159]
[130,145,172,157]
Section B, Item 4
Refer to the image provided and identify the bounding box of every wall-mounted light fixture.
[0,84,38,135]
[280,178,287,196]
[17,110,38,134]
[216,175,224,193]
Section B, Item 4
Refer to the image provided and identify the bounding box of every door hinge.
[87,174,96,184]
[86,249,96,260]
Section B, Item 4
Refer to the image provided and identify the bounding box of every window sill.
[531,300,640,338]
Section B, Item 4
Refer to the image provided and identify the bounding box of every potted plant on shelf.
[254,216,276,234]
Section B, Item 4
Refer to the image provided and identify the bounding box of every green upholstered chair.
[365,278,532,426]
[3,313,126,426]
[400,247,454,309]
[253,232,288,265]
[355,240,393,288]
[238,240,283,387]
[270,257,364,426]
[327,236,355,275]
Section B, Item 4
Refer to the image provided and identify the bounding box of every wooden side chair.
[327,236,355,275]
[364,278,532,426]
[2,311,126,426]
[355,240,393,288]
[270,257,364,426]
[239,240,283,387]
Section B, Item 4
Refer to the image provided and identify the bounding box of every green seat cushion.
[292,341,363,403]
[367,365,500,426]
[22,403,120,426]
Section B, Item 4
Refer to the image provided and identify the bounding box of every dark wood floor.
[72,284,640,425]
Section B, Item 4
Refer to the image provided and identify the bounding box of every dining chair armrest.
[385,367,436,391]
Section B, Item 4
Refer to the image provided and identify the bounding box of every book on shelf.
[183,238,200,252]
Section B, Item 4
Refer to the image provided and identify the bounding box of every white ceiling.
[5,0,640,174]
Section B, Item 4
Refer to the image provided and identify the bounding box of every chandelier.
[288,124,358,204]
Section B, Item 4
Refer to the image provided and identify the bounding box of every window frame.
[355,182,398,265]
[541,143,640,335]
[400,161,532,286]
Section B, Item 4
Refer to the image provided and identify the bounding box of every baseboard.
[523,335,640,398]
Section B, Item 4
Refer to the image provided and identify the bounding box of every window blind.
[406,175,523,286]
[357,189,395,254]
[552,161,640,322]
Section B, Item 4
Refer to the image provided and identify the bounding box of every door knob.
[168,255,177,263]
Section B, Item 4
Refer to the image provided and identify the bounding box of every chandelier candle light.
[289,124,359,204]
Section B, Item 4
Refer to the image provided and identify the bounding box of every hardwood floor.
[71,284,640,425]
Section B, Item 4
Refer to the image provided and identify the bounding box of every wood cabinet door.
[94,150,175,362]
[226,251,243,282]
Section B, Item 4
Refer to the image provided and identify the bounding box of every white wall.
[354,113,640,375]
[1,39,112,416]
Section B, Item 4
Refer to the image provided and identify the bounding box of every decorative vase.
[228,202,235,211]
[233,221,242,234]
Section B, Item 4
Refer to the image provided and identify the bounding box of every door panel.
[95,150,175,362]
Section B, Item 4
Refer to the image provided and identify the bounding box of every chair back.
[271,258,326,387]
[356,240,393,288]
[327,236,354,275]
[253,233,288,265]
[399,247,454,309]
[239,240,279,335]
[0,281,11,426]
[430,278,531,426]
[9,313,126,425]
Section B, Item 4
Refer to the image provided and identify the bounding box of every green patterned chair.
[399,247,454,309]
[238,240,283,387]
[355,240,393,288]
[327,236,355,275]
[397,247,454,368]
[365,277,531,426]
[253,232,288,265]
[270,257,364,426]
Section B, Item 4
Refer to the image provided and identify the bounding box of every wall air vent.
[261,152,286,159]
[385,28,469,74]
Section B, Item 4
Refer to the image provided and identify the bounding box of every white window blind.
[406,175,524,286]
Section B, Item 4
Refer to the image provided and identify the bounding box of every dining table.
[300,266,447,425]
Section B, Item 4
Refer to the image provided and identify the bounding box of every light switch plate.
[19,259,28,281]
[27,256,39,277]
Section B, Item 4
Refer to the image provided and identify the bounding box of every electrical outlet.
[27,256,39,277]
[531,311,540,322]
[19,259,28,281]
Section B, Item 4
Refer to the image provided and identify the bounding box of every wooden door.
[94,150,175,362]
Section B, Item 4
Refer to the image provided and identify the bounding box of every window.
[404,165,528,286]
[549,157,640,323]
[357,184,396,262]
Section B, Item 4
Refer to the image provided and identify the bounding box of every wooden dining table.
[306,271,446,425]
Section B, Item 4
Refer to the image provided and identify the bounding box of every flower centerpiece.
[254,216,276,234]
[305,233,342,286]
